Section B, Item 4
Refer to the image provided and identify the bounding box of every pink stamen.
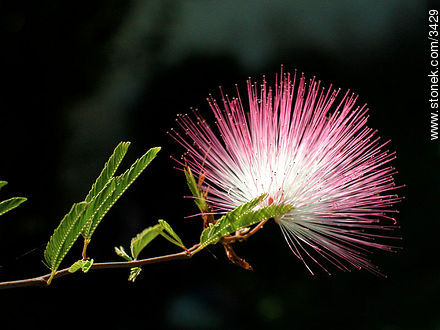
[170,69,402,275]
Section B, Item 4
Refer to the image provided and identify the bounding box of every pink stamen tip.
[170,69,402,276]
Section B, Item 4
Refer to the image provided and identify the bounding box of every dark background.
[0,1,438,329]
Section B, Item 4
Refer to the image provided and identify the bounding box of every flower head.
[171,69,402,275]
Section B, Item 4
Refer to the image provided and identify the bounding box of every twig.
[222,218,270,244]
[0,244,200,289]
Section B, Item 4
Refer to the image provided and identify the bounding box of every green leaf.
[81,179,117,239]
[81,147,161,241]
[199,196,292,249]
[115,246,132,261]
[81,141,130,239]
[0,181,8,190]
[69,260,85,273]
[113,147,160,192]
[81,259,94,273]
[0,197,27,216]
[158,219,185,249]
[199,194,265,245]
[84,141,130,203]
[130,224,163,260]
[44,202,89,275]
[68,259,94,273]
[128,267,142,282]
[184,166,208,212]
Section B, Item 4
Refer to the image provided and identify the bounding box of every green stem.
[46,272,55,285]
[82,238,90,260]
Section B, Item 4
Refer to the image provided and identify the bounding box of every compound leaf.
[130,224,163,260]
[115,246,132,261]
[184,166,208,212]
[82,146,160,240]
[199,194,265,244]
[113,147,160,197]
[199,196,292,249]
[81,179,117,239]
[81,259,94,273]
[84,141,130,203]
[44,202,89,277]
[69,260,85,273]
[128,267,142,282]
[158,219,185,249]
[69,259,94,273]
[0,197,27,216]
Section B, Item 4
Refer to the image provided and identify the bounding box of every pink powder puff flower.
[170,69,402,275]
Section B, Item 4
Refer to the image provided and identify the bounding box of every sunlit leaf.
[158,219,185,249]
[69,260,85,273]
[128,267,142,282]
[82,146,160,240]
[0,181,7,190]
[68,259,94,273]
[130,224,163,260]
[199,196,292,249]
[184,166,208,212]
[81,259,94,273]
[84,142,130,203]
[114,246,132,261]
[0,197,27,216]
[81,179,117,239]
[199,194,265,245]
[44,202,89,279]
